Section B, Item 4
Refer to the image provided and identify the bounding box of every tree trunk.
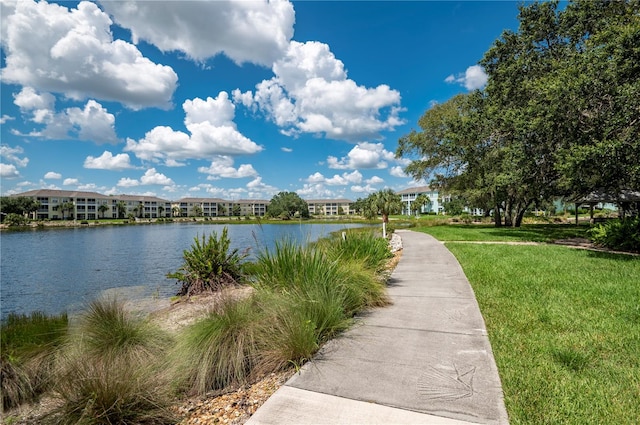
[494,204,502,227]
[504,198,513,227]
[514,202,530,227]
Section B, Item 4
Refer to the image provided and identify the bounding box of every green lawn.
[417,225,639,424]
[418,223,589,242]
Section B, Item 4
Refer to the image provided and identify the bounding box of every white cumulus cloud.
[233,41,405,142]
[327,142,396,170]
[0,145,29,168]
[84,151,134,170]
[44,171,62,179]
[63,178,79,186]
[125,92,263,163]
[13,88,118,144]
[197,156,258,180]
[101,0,294,66]
[140,168,174,186]
[0,163,20,178]
[445,65,488,91]
[1,0,177,109]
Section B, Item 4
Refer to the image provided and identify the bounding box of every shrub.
[253,289,349,373]
[167,227,249,296]
[3,213,29,227]
[171,295,261,395]
[589,217,640,252]
[1,311,68,411]
[46,298,175,424]
[316,229,392,273]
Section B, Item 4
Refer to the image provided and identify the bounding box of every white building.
[397,186,444,216]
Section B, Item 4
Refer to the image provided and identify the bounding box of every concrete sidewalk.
[247,230,508,425]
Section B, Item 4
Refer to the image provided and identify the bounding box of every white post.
[382,221,387,239]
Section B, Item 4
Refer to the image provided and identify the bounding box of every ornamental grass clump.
[167,227,249,296]
[171,295,261,396]
[47,298,176,424]
[316,229,393,272]
[1,311,68,411]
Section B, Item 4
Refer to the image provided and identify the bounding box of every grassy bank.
[419,225,639,424]
[1,228,393,423]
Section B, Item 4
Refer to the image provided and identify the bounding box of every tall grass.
[47,298,176,424]
[1,311,68,411]
[171,295,261,395]
[245,234,391,373]
[315,229,393,272]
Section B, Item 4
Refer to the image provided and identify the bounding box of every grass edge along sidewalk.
[418,225,640,424]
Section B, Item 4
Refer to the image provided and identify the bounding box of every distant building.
[11,189,172,220]
[396,186,443,216]
[306,199,354,216]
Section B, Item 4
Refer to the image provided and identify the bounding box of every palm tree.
[370,189,402,238]
[98,203,109,219]
[172,205,182,217]
[411,194,431,216]
[217,204,227,217]
[57,201,75,220]
[115,201,127,219]
[192,204,203,217]
[157,205,164,218]
[133,201,145,219]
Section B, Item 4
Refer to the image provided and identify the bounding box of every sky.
[0,0,523,202]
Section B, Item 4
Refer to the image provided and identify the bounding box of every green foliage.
[589,217,640,252]
[266,191,309,219]
[48,298,175,424]
[443,197,466,216]
[2,213,29,226]
[1,312,68,410]
[75,298,171,363]
[167,227,249,296]
[0,197,39,218]
[172,296,260,395]
[397,1,640,227]
[315,229,393,273]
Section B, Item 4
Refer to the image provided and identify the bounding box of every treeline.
[397,0,640,227]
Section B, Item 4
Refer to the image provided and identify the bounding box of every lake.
[0,222,369,320]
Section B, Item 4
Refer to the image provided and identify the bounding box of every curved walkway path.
[247,230,509,425]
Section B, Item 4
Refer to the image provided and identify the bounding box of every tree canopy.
[266,191,310,219]
[0,197,40,219]
[397,0,640,227]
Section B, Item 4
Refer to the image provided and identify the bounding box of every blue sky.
[1,0,521,201]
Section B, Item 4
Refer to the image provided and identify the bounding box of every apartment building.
[12,189,172,220]
[306,199,353,216]
[397,186,443,216]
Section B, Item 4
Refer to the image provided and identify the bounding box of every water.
[0,222,368,320]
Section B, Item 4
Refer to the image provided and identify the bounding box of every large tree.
[266,191,309,219]
[398,0,640,227]
[0,197,40,219]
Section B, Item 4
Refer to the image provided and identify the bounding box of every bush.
[47,298,175,424]
[171,295,261,395]
[167,227,249,296]
[589,217,640,252]
[1,311,68,410]
[3,213,29,226]
[315,229,392,273]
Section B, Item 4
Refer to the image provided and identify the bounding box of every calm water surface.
[0,222,366,320]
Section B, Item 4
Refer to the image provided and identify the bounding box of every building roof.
[175,197,226,203]
[305,199,353,203]
[573,189,640,204]
[396,186,435,195]
[12,189,107,198]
